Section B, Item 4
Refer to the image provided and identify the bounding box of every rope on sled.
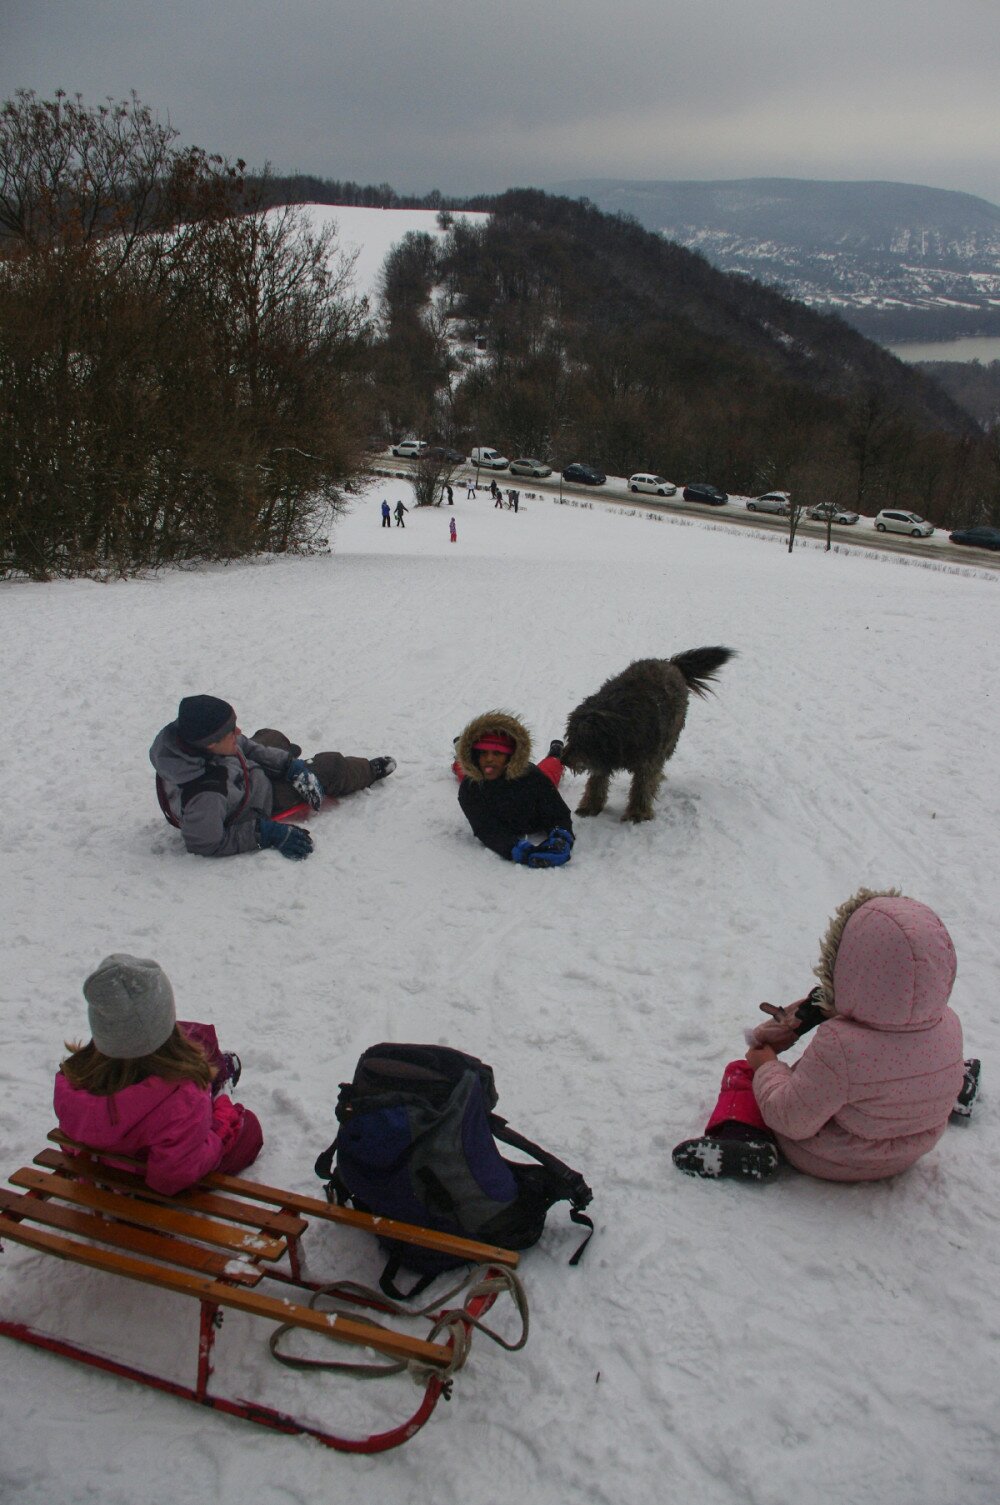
[268,1263,529,1384]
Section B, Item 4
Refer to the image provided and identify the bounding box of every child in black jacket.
[453,711,574,867]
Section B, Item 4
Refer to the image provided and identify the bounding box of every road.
[371,458,1000,572]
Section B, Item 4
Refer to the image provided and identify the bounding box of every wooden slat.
[0,1216,453,1368]
[0,1187,261,1286]
[203,1172,522,1269]
[35,1149,307,1240]
[10,1170,286,1263]
[44,1128,519,1268]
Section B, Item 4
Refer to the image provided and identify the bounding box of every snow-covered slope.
[0,487,997,1505]
[297,204,488,303]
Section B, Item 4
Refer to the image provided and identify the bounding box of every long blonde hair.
[60,1024,215,1095]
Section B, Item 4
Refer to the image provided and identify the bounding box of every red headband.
[473,733,515,755]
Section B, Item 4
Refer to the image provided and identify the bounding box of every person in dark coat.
[453,711,574,867]
[394,500,408,527]
[381,500,391,527]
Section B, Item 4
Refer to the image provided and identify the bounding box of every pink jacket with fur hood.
[752,891,964,1181]
[54,1071,225,1195]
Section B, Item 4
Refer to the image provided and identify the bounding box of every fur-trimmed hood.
[812,887,957,1031]
[455,710,532,783]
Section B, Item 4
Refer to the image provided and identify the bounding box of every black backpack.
[315,1043,594,1298]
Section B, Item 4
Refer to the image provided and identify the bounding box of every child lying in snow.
[452,712,574,867]
[672,889,979,1182]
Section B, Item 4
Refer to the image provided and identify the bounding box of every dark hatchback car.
[562,462,607,486]
[427,445,466,464]
[949,526,1000,552]
[683,482,728,506]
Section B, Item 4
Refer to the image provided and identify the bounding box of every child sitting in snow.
[453,712,574,867]
[55,954,263,1196]
[672,889,978,1182]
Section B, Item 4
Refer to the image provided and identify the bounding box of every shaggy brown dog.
[561,647,735,822]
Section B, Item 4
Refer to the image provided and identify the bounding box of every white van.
[629,473,677,496]
[469,447,510,470]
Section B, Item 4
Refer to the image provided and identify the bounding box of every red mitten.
[211,1094,245,1150]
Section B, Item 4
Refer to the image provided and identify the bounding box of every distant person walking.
[494,487,504,509]
[394,500,409,528]
[450,516,457,543]
[466,478,476,501]
[512,490,520,513]
[446,484,454,506]
[381,500,391,528]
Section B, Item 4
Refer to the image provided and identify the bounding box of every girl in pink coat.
[55,954,263,1196]
[673,889,977,1182]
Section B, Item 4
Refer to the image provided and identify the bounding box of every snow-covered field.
[302,204,488,303]
[1,482,997,1505]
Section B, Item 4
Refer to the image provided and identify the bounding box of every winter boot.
[672,1132,779,1181]
[221,1052,242,1090]
[951,1058,981,1119]
[369,756,397,781]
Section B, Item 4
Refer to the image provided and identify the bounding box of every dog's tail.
[670,645,736,697]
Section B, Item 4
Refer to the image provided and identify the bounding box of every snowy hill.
[1,484,997,1504]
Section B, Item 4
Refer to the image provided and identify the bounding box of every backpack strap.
[155,773,181,828]
[490,1114,595,1264]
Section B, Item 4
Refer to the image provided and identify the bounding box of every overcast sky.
[2,0,998,204]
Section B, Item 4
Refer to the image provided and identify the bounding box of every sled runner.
[0,1131,526,1453]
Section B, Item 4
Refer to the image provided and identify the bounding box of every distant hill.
[547,178,1000,343]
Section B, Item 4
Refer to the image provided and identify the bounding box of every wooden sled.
[0,1131,524,1452]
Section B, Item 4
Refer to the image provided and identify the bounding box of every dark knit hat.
[177,695,236,747]
[83,954,177,1059]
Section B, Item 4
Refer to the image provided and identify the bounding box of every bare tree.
[0,91,372,578]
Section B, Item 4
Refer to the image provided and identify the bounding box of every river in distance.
[888,335,1000,364]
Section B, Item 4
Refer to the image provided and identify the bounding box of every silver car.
[875,509,934,538]
[509,457,553,478]
[746,491,791,516]
[807,503,860,525]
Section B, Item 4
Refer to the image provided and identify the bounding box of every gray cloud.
[2,0,998,202]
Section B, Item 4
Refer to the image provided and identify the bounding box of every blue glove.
[535,827,574,856]
[258,817,314,860]
[511,836,571,868]
[286,757,324,810]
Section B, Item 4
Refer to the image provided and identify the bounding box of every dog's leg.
[576,772,610,816]
[623,762,662,822]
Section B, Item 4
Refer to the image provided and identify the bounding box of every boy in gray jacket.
[150,695,395,860]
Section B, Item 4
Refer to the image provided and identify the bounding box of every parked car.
[807,502,860,525]
[427,444,465,464]
[562,463,607,486]
[875,509,934,538]
[469,447,509,470]
[629,473,677,496]
[682,482,728,505]
[392,438,428,458]
[509,457,553,478]
[746,491,791,516]
[948,525,1000,551]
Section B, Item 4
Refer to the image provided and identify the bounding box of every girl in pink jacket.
[55,954,263,1196]
[673,890,977,1183]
